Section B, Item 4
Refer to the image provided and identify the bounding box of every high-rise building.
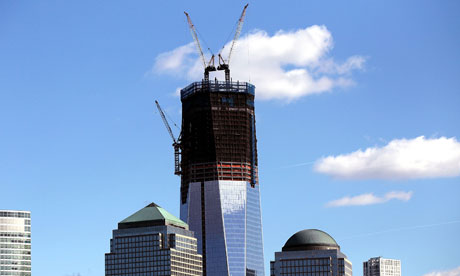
[363,257,401,276]
[270,229,352,276]
[0,210,32,276]
[105,203,202,276]
[179,80,265,276]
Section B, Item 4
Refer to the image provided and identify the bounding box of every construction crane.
[184,4,248,82]
[184,11,216,82]
[155,100,181,175]
[218,4,249,82]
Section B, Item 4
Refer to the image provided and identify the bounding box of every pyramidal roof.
[118,203,188,230]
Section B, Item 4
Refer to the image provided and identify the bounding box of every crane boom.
[217,4,249,82]
[155,100,182,175]
[155,100,176,143]
[184,12,207,69]
[227,3,248,66]
[184,11,216,81]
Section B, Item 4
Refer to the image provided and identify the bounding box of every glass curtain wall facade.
[179,81,265,276]
[105,228,202,276]
[270,253,352,276]
[0,210,31,276]
[271,257,351,276]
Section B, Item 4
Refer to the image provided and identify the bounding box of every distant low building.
[270,229,352,276]
[105,203,202,276]
[363,257,401,276]
[0,210,31,276]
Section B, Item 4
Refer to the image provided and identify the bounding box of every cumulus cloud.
[326,191,413,207]
[314,136,460,180]
[424,266,460,276]
[151,26,365,101]
[153,43,197,77]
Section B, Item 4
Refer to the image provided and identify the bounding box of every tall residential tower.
[0,210,31,276]
[179,80,264,276]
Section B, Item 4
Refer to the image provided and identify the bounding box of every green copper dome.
[118,202,188,230]
[282,229,339,251]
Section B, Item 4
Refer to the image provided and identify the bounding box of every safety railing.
[181,81,255,100]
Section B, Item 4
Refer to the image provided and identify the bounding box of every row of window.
[283,259,331,267]
[0,244,31,250]
[170,250,201,261]
[281,266,331,273]
[0,233,30,238]
[0,266,31,271]
[106,271,171,276]
[170,261,202,271]
[0,260,31,266]
[0,212,30,219]
[0,219,30,225]
[279,273,331,276]
[0,250,30,255]
[0,271,30,276]
[170,256,201,267]
[107,255,170,264]
[107,261,170,270]
[0,238,31,244]
[115,245,161,253]
[0,255,31,260]
[0,226,30,232]
[116,235,160,243]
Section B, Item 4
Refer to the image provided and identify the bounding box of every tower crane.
[218,4,249,82]
[184,4,248,82]
[155,100,181,175]
[184,12,216,82]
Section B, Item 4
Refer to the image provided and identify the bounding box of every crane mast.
[155,100,181,175]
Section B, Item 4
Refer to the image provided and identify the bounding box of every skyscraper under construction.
[154,5,264,275]
[179,78,264,276]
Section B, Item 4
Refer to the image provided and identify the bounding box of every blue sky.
[1,1,459,275]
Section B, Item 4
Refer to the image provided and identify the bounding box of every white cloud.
[152,26,365,101]
[424,266,460,276]
[326,191,413,207]
[314,136,460,180]
[153,43,197,76]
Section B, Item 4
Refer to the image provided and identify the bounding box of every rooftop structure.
[105,203,202,276]
[282,229,340,251]
[271,229,352,276]
[180,80,255,100]
[118,202,188,230]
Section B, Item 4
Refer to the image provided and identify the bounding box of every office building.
[105,203,202,276]
[270,229,352,276]
[179,80,264,276]
[363,257,401,276]
[0,210,31,276]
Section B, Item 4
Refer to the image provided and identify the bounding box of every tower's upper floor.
[180,80,255,101]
